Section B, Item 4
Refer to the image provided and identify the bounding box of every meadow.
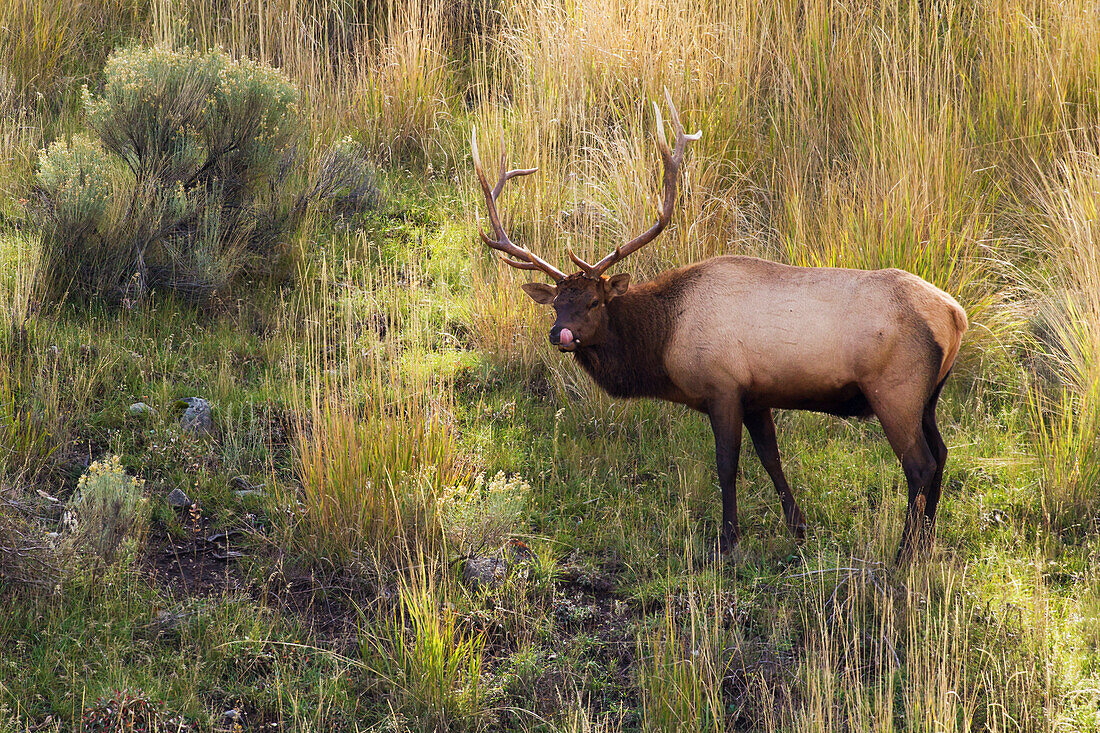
[0,0,1099,730]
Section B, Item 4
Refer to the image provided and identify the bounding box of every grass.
[1025,151,1100,524]
[0,0,1099,730]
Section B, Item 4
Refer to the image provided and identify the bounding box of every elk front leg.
[708,401,744,555]
[744,408,807,540]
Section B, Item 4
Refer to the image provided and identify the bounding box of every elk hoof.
[697,540,741,568]
[717,533,742,562]
[895,532,935,566]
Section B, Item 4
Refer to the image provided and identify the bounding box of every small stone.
[231,476,264,499]
[166,488,191,507]
[177,397,213,435]
[461,554,508,592]
[129,402,155,417]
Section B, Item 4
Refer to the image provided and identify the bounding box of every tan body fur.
[661,256,966,417]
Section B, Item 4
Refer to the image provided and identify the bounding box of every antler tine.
[472,126,567,281]
[497,254,542,271]
[589,91,701,277]
[663,87,703,148]
[567,245,599,276]
[653,100,670,158]
[491,132,539,198]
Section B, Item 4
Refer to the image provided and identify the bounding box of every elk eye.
[587,300,599,310]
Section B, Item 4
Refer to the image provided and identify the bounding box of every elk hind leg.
[867,388,937,564]
[745,408,806,540]
[921,378,949,532]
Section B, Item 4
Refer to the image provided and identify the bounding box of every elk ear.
[521,282,557,304]
[605,273,631,298]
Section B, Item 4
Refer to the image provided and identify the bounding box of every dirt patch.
[145,521,247,598]
[516,556,641,725]
[257,564,388,651]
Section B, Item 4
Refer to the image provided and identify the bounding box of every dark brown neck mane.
[572,274,691,400]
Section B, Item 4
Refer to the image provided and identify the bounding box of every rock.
[231,476,265,499]
[462,554,507,592]
[166,488,191,507]
[177,397,213,435]
[129,402,155,417]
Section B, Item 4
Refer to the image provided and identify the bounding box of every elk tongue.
[559,328,574,347]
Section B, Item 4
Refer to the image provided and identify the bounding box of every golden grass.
[281,261,463,563]
[1026,150,1100,518]
[447,0,1098,369]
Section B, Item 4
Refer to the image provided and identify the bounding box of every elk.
[471,93,968,562]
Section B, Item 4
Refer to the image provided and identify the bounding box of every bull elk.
[471,93,967,562]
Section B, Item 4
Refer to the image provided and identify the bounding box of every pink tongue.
[559,328,574,346]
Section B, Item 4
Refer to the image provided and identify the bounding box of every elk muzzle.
[549,325,577,351]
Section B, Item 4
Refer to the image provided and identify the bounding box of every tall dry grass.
[0,232,39,333]
[451,0,1099,373]
[768,563,1058,732]
[635,560,1078,732]
[0,0,145,107]
[347,2,458,161]
[1026,150,1100,519]
[119,1,1097,343]
[280,256,463,564]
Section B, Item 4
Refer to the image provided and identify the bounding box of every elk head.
[471,91,701,352]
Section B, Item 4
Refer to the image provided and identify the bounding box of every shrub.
[436,470,531,557]
[35,134,130,299]
[307,135,383,223]
[33,45,335,303]
[65,455,149,565]
[82,687,185,733]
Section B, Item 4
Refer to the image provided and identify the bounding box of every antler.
[571,89,702,278]
[471,127,567,281]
